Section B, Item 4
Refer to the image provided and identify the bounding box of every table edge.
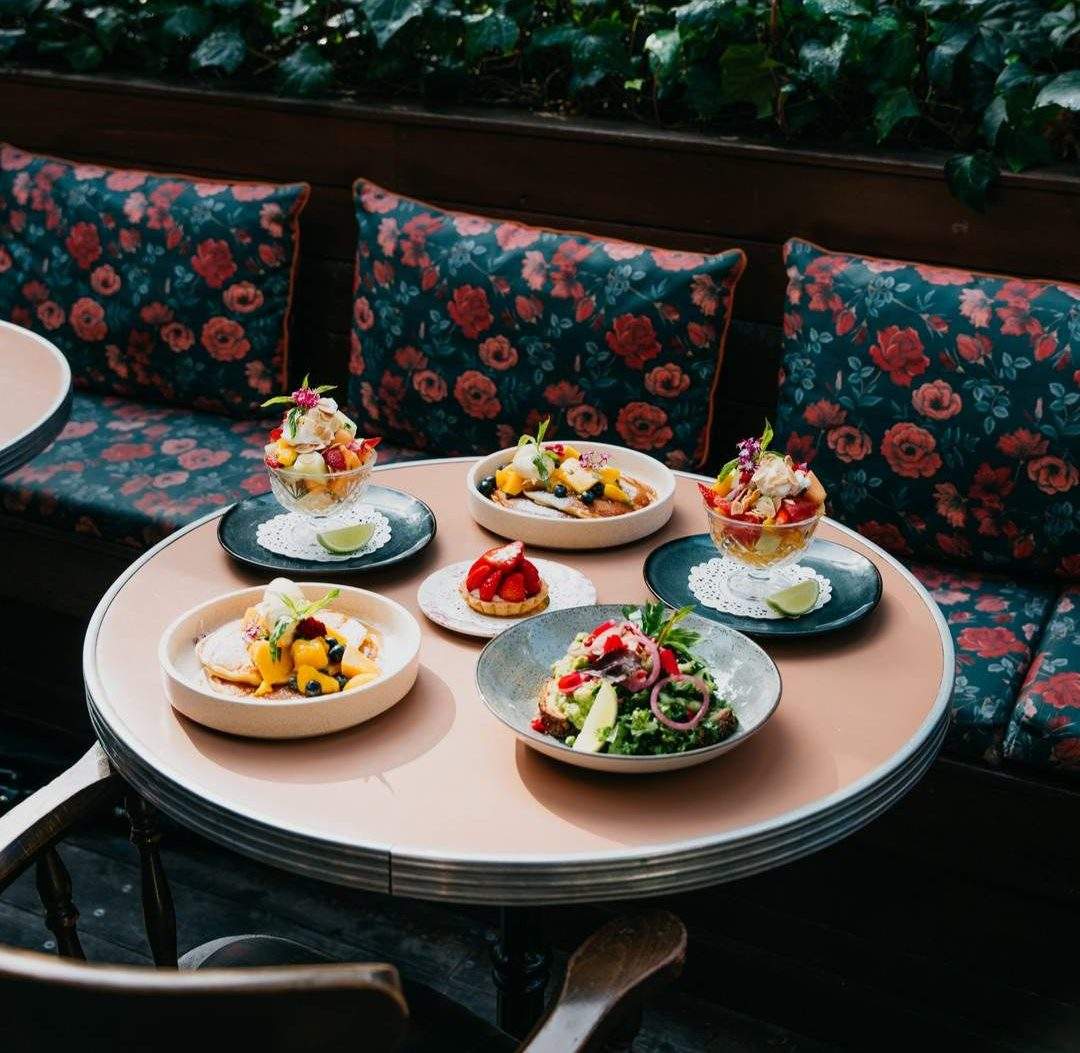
[0,321,72,469]
[82,458,955,880]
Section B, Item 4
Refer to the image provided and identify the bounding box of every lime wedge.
[766,579,820,618]
[316,522,375,554]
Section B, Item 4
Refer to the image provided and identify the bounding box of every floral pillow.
[0,142,309,416]
[348,178,745,467]
[776,238,1080,578]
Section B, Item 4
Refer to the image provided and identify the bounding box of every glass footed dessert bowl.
[700,422,826,603]
[262,376,380,539]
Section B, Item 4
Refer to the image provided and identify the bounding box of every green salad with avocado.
[531,604,737,756]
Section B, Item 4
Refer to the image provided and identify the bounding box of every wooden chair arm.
[0,744,122,893]
[517,910,687,1053]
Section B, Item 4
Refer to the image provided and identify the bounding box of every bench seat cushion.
[1004,587,1080,774]
[910,562,1056,764]
[0,392,423,550]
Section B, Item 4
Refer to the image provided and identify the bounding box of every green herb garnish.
[261,373,337,409]
[267,587,341,661]
[623,602,701,655]
[518,416,550,447]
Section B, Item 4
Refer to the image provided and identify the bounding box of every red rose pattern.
[0,143,308,415]
[349,178,744,464]
[778,239,1080,577]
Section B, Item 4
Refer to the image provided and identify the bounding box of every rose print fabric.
[0,143,309,416]
[1004,586,1080,773]
[0,392,423,550]
[776,238,1080,577]
[348,179,745,467]
[910,563,1056,763]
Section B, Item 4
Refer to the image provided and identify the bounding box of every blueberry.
[590,481,605,497]
[581,491,595,506]
[336,675,349,690]
[478,475,497,496]
[304,680,322,697]
[327,641,345,664]
[553,483,568,498]
[288,675,298,693]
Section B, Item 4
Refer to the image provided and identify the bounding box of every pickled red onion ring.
[650,675,711,731]
[626,625,661,688]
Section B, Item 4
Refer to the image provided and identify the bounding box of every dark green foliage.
[2,0,1076,208]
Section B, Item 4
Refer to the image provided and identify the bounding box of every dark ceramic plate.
[644,535,883,638]
[218,486,436,576]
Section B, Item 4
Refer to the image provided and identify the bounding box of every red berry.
[323,445,347,472]
[465,562,491,591]
[265,456,281,469]
[295,617,327,640]
[479,570,503,602]
[521,559,542,597]
[482,540,524,570]
[269,427,283,441]
[499,571,526,603]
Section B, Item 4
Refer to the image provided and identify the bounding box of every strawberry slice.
[479,569,503,602]
[465,562,491,591]
[698,482,720,509]
[783,496,820,523]
[520,559,542,597]
[482,540,524,570]
[323,445,347,471]
[499,571,526,603]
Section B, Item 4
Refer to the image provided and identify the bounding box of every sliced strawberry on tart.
[461,541,549,617]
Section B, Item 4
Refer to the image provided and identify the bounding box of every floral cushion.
[0,142,309,416]
[1004,587,1080,773]
[0,393,424,550]
[348,179,746,468]
[911,563,1056,764]
[776,238,1080,578]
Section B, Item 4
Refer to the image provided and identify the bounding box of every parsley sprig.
[517,416,553,480]
[268,587,340,660]
[623,602,701,655]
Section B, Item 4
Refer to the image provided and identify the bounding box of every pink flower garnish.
[736,436,761,473]
[291,386,320,410]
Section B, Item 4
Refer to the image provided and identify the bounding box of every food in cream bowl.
[467,422,676,549]
[159,579,421,739]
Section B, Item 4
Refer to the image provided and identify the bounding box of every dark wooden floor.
[2,714,1079,1051]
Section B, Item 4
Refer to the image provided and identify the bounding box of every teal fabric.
[776,238,1080,578]
[910,562,1055,764]
[349,178,746,467]
[0,142,309,415]
[1004,586,1080,774]
[0,392,423,550]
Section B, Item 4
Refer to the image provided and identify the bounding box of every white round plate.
[418,558,597,638]
[466,441,676,550]
[158,582,421,739]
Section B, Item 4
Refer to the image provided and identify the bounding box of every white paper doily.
[688,558,832,619]
[418,558,597,638]
[255,508,391,562]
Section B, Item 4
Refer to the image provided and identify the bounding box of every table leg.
[491,906,551,1038]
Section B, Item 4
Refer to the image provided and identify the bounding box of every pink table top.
[0,321,71,475]
[85,459,952,904]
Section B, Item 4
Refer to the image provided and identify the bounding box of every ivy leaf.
[191,26,246,74]
[720,43,777,118]
[927,26,975,91]
[944,150,999,213]
[358,0,425,48]
[0,28,25,56]
[65,37,104,71]
[162,5,212,41]
[981,95,1008,145]
[644,28,680,85]
[278,42,333,96]
[1035,70,1080,111]
[873,86,919,142]
[464,11,518,61]
[799,35,848,88]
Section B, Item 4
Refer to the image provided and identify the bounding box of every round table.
[84,458,952,1032]
[0,321,72,478]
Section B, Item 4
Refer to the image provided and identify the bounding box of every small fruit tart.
[461,541,549,617]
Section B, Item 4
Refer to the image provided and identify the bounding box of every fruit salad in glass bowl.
[262,377,380,524]
[699,422,826,601]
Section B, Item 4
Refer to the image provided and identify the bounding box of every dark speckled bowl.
[475,604,782,774]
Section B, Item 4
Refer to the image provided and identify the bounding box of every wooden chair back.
[0,945,408,1052]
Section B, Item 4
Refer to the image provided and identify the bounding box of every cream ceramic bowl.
[159,582,421,739]
[466,441,676,550]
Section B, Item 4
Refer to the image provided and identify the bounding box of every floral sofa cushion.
[910,563,1055,764]
[0,142,309,416]
[348,178,746,468]
[776,238,1080,578]
[0,392,423,550]
[1004,587,1080,773]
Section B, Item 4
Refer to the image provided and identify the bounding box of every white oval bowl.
[466,441,676,549]
[159,582,421,739]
